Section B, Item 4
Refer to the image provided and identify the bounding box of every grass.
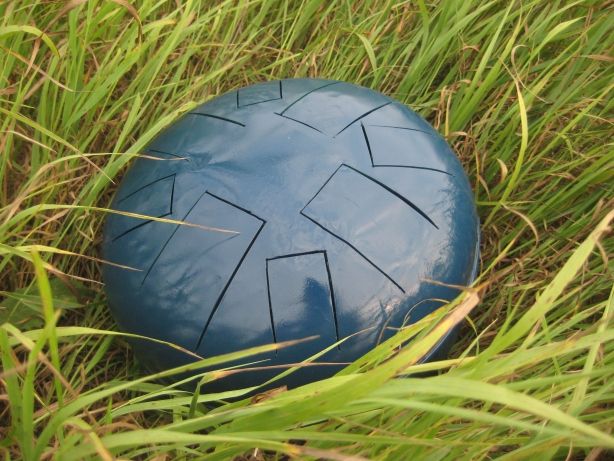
[0,0,612,459]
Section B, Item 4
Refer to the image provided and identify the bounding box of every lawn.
[0,0,612,459]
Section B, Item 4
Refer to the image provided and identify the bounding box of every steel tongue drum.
[102,79,479,391]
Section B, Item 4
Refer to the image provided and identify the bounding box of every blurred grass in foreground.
[0,0,613,459]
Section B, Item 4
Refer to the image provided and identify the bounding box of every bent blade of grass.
[484,77,529,226]
[0,24,59,57]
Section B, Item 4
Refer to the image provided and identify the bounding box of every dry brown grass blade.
[109,0,143,42]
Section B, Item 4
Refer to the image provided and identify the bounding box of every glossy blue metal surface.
[102,79,480,390]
